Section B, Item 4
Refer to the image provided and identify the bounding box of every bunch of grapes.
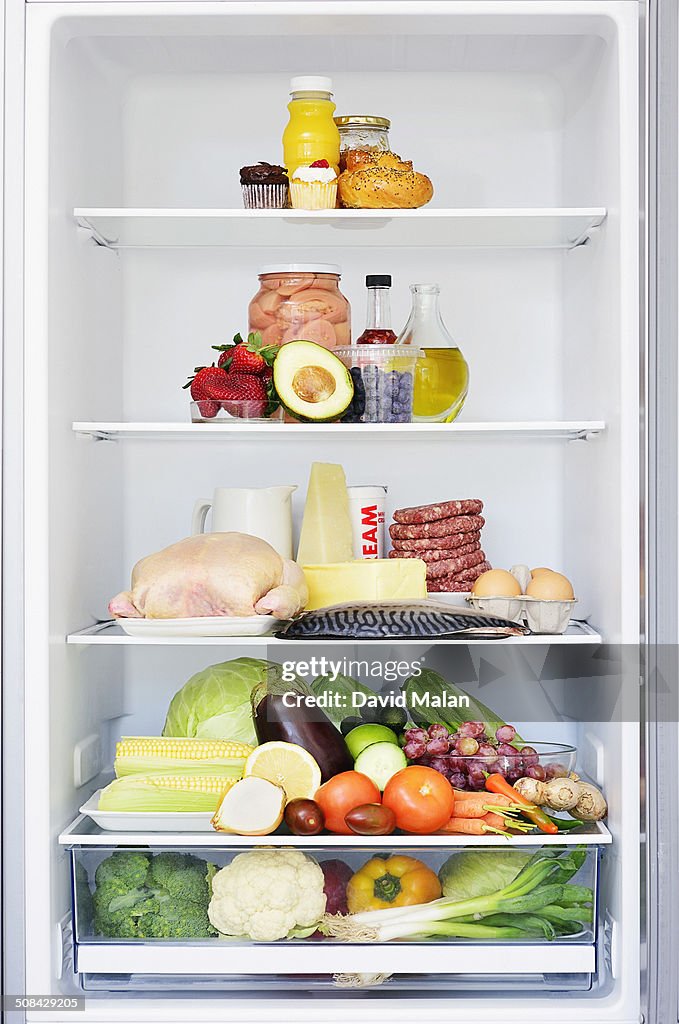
[402,721,567,791]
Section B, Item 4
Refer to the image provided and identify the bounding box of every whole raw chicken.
[108,533,308,620]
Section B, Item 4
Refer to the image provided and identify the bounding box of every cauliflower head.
[208,849,326,942]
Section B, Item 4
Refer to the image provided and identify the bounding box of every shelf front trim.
[72,420,606,442]
[74,207,607,250]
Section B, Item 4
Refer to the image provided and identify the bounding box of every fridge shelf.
[73,941,596,978]
[59,814,612,849]
[65,620,602,646]
[73,207,607,250]
[72,421,606,442]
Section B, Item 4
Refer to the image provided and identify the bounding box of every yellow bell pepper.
[346,855,442,914]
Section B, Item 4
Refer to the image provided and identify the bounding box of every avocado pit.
[292,365,337,404]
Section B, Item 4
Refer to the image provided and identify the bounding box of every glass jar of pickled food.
[396,284,469,422]
[248,264,351,349]
[334,116,391,171]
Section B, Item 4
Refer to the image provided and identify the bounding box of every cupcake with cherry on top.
[289,160,338,210]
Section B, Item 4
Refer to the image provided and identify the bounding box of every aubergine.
[251,677,353,783]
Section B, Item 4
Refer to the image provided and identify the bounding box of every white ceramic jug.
[192,486,297,559]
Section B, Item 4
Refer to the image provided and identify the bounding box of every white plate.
[116,614,281,637]
[80,791,215,832]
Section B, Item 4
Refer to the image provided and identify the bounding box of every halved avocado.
[273,341,354,422]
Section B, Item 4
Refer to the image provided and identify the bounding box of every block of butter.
[302,559,427,611]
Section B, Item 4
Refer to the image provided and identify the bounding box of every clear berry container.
[190,400,285,424]
[335,345,422,423]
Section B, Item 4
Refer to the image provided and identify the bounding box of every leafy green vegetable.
[92,851,216,939]
[401,669,522,741]
[310,674,375,728]
[163,658,281,745]
[438,849,533,901]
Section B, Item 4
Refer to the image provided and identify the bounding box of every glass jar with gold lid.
[334,116,391,170]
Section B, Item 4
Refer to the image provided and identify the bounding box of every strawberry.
[187,365,230,401]
[213,331,279,377]
[310,159,330,168]
[195,399,219,419]
[221,373,268,418]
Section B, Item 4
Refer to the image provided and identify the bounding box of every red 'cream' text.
[360,504,384,558]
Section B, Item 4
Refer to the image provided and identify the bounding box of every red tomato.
[382,766,455,834]
[315,771,381,835]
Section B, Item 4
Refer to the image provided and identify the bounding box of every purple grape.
[497,743,520,758]
[405,728,428,744]
[458,721,485,739]
[428,723,450,740]
[449,772,467,789]
[404,740,427,759]
[545,762,568,779]
[467,770,487,791]
[477,743,497,758]
[519,745,539,768]
[429,757,451,774]
[426,737,450,755]
[525,764,547,781]
[495,725,516,743]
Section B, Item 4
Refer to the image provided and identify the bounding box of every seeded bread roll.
[338,149,434,210]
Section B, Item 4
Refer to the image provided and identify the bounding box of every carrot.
[439,817,489,835]
[453,792,516,817]
[485,773,558,835]
[481,810,509,830]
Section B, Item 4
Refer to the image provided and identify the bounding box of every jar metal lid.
[259,263,341,275]
[334,115,391,129]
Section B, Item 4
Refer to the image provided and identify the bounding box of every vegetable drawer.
[68,843,601,981]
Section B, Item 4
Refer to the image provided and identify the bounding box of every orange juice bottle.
[282,76,341,176]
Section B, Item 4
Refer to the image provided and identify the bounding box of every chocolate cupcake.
[239,162,289,209]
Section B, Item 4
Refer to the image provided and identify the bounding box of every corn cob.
[114,736,253,779]
[98,774,239,813]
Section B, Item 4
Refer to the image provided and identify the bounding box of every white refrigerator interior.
[15,2,641,1022]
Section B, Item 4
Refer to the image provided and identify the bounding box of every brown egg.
[472,569,522,598]
[530,567,553,578]
[525,571,575,601]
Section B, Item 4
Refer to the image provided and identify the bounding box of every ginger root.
[513,776,607,820]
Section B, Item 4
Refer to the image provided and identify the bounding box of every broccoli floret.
[147,852,213,907]
[92,880,151,938]
[94,851,150,890]
[138,898,215,939]
[92,851,215,939]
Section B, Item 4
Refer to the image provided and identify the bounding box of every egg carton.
[465,594,577,634]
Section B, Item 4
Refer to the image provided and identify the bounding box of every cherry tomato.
[345,803,396,836]
[315,771,381,835]
[382,766,455,834]
[284,799,325,836]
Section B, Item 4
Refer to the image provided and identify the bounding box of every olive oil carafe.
[397,284,469,422]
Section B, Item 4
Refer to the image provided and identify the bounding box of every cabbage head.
[162,658,280,746]
[438,850,533,902]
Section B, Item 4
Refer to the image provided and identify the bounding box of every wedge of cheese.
[302,559,427,611]
[296,463,354,565]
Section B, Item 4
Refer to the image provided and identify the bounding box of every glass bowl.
[419,741,577,792]
[190,400,285,424]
